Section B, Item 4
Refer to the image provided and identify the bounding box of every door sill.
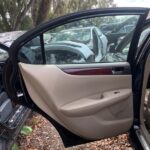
[134,125,150,150]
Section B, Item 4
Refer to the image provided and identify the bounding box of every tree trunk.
[13,0,35,30]
[35,0,52,26]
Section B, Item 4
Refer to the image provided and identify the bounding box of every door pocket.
[60,89,131,117]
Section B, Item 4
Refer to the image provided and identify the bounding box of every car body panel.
[0,31,32,150]
[0,31,25,47]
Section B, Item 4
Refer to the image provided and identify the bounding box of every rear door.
[3,8,149,147]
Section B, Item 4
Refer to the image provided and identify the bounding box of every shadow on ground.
[16,113,134,150]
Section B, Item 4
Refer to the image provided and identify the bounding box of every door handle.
[112,67,130,75]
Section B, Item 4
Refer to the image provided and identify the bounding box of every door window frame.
[9,8,149,67]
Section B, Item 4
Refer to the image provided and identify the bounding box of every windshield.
[51,28,91,43]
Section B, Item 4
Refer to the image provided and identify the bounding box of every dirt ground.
[16,113,134,150]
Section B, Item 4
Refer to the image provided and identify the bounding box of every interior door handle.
[112,67,130,75]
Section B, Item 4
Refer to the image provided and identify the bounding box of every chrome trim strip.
[57,62,130,69]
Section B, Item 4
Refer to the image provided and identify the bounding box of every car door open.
[3,8,149,147]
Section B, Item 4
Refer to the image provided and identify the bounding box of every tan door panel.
[60,89,131,117]
[19,62,133,139]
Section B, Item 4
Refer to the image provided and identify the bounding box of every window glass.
[120,24,150,54]
[43,15,139,64]
[19,15,140,64]
[0,47,9,61]
[18,36,43,64]
[51,28,91,44]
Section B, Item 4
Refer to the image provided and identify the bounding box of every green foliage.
[20,125,32,135]
[20,16,33,30]
[11,125,32,150]
[50,0,115,18]
[0,0,34,31]
[11,143,19,150]
[0,0,116,31]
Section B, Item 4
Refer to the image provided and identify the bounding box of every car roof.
[0,31,25,47]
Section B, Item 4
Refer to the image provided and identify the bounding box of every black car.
[0,31,31,150]
[1,8,150,150]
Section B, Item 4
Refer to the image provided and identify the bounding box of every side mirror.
[109,43,116,53]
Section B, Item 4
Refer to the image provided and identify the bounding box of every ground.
[16,113,134,150]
